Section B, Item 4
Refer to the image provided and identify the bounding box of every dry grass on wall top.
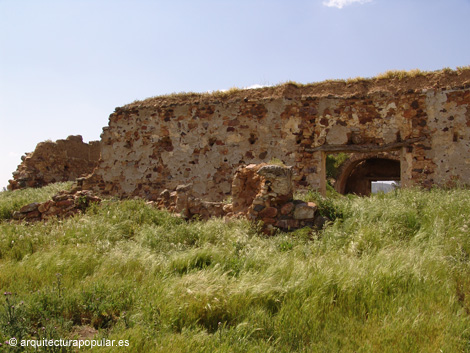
[124,66,470,109]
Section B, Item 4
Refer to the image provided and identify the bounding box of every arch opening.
[333,154,401,196]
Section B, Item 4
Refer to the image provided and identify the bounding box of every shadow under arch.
[334,152,401,196]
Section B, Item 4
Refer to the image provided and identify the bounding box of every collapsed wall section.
[8,135,101,190]
[83,69,470,200]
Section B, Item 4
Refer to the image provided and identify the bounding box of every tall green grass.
[1,185,469,352]
[0,182,73,220]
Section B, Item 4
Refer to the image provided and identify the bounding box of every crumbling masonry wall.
[9,135,100,190]
[83,69,470,200]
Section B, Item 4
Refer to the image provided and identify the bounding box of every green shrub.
[298,189,344,221]
[325,153,350,179]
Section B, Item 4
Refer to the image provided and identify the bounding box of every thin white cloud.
[323,0,372,9]
[245,84,269,90]
[210,84,271,93]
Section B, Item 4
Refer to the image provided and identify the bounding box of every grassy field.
[0,183,469,352]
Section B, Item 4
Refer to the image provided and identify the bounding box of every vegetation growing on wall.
[326,153,350,180]
[125,66,470,108]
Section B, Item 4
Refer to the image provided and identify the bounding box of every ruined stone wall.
[84,69,470,200]
[9,135,101,190]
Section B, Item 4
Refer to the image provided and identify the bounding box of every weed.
[299,189,343,221]
[376,68,426,80]
[268,157,285,166]
[456,65,470,73]
[0,292,28,344]
[326,152,350,179]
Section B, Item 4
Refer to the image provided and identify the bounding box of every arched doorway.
[335,153,401,196]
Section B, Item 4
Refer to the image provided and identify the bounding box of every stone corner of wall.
[8,136,102,191]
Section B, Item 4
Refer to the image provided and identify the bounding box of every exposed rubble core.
[8,135,100,191]
[151,183,226,220]
[82,68,470,199]
[12,190,101,221]
[231,163,322,232]
[149,163,323,232]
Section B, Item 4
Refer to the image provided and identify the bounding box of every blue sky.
[1,0,469,189]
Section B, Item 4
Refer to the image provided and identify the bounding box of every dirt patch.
[70,325,98,340]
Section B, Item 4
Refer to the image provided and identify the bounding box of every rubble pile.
[12,190,101,221]
[231,163,325,231]
[153,184,226,220]
[12,163,328,232]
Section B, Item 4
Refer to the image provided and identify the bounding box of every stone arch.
[334,152,401,196]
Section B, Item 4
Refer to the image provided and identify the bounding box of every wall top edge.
[118,67,470,111]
